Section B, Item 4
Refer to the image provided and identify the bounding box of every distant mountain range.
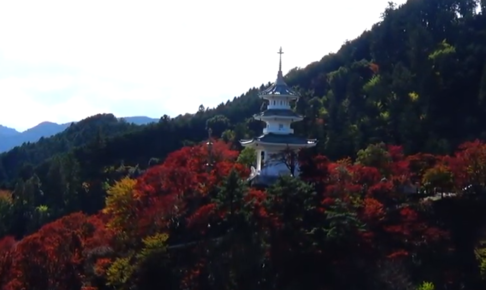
[0,116,158,153]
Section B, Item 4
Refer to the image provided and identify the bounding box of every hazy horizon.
[0,0,407,131]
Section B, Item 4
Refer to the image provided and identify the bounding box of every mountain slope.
[0,116,158,153]
[0,125,19,137]
[0,113,151,179]
[121,116,158,125]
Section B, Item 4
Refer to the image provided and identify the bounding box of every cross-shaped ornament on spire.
[278,47,284,72]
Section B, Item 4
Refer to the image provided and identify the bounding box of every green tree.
[236,147,257,168]
[206,115,231,137]
[356,143,392,176]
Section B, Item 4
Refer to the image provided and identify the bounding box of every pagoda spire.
[277,47,284,79]
[260,46,296,96]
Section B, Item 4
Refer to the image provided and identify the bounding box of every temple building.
[240,47,317,186]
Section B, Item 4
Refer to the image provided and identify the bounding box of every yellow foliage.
[137,233,169,260]
[103,178,138,231]
[428,40,455,61]
[422,165,454,190]
[104,234,169,288]
[106,256,135,289]
[379,111,390,121]
[408,92,419,102]
[417,281,435,290]
[475,245,486,279]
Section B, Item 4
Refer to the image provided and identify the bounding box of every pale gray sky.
[0,0,406,131]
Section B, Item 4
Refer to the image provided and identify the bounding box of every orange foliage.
[369,62,380,74]
[361,198,385,224]
[0,190,12,201]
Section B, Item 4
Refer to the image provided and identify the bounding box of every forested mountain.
[0,125,19,137]
[1,0,486,289]
[2,0,485,185]
[0,116,158,153]
[120,116,159,125]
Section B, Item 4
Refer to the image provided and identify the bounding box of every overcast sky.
[0,0,407,131]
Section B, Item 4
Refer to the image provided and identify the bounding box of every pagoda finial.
[277,47,284,77]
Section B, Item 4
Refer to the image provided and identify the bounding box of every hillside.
[2,137,486,289]
[0,116,158,153]
[1,0,486,289]
[0,125,19,136]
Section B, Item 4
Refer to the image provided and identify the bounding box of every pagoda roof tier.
[240,133,316,147]
[260,81,298,97]
[260,47,299,98]
[253,109,303,120]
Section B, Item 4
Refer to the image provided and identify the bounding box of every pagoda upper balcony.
[263,121,294,135]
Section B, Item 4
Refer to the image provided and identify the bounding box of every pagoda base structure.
[241,133,316,187]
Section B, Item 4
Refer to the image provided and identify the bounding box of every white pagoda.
[240,47,317,186]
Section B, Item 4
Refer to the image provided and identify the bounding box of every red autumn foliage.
[93,258,111,276]
[321,197,335,206]
[131,140,248,236]
[367,180,396,203]
[300,154,331,183]
[383,206,448,246]
[6,213,90,289]
[0,212,117,290]
[136,140,246,199]
[387,249,409,259]
[350,164,382,185]
[407,153,439,180]
[3,139,485,289]
[0,236,15,287]
[361,197,385,225]
[448,139,486,188]
[83,214,114,250]
[245,188,268,219]
[187,203,217,228]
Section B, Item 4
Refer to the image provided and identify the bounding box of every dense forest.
[1,0,486,288]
